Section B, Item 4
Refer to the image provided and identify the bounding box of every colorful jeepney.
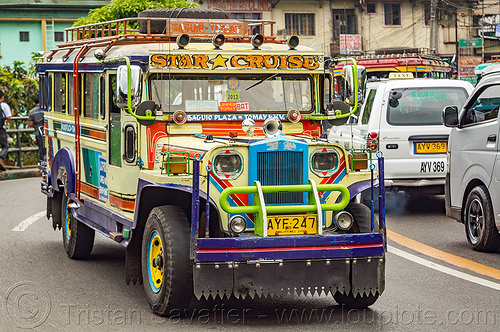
[37,9,386,315]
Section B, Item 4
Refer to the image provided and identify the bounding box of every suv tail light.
[367,131,379,151]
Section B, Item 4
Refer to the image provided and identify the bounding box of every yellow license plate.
[415,141,447,154]
[266,215,317,236]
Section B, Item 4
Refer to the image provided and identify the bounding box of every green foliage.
[0,61,38,117]
[0,61,39,165]
[73,0,198,26]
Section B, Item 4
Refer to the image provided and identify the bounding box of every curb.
[0,168,41,181]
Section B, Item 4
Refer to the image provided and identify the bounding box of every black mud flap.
[193,259,351,300]
[351,256,385,297]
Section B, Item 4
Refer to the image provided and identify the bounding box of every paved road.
[1,178,499,331]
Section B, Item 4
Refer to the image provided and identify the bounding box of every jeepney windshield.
[149,74,312,113]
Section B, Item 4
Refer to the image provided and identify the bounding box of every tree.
[73,0,198,26]
[0,61,38,117]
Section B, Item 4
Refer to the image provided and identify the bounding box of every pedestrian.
[28,94,45,163]
[0,90,12,171]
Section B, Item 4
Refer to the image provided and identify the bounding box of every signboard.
[496,24,500,37]
[339,34,362,55]
[459,38,482,48]
[98,155,109,202]
[459,66,475,76]
[207,0,271,11]
[459,56,482,66]
[460,76,477,85]
[388,72,414,79]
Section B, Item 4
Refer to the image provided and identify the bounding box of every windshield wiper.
[246,74,278,91]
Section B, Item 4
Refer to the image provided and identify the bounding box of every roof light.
[287,109,301,123]
[251,33,264,49]
[212,34,225,49]
[173,110,187,125]
[176,34,190,49]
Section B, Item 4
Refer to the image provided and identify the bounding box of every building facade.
[0,0,109,67]
[200,0,498,61]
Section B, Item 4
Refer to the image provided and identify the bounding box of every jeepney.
[37,8,386,315]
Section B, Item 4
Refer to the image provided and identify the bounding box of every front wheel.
[141,206,193,316]
[334,291,379,309]
[464,186,500,252]
[61,191,95,259]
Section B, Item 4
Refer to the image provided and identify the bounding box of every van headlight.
[311,147,339,176]
[213,150,243,179]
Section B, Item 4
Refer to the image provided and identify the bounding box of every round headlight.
[230,216,247,234]
[334,211,354,231]
[214,152,242,177]
[312,152,337,171]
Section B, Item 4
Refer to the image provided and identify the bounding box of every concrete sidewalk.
[0,167,41,181]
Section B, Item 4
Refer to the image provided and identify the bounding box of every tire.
[61,191,95,259]
[138,8,230,34]
[360,187,379,212]
[344,202,377,233]
[141,206,193,316]
[464,185,500,252]
[333,291,379,309]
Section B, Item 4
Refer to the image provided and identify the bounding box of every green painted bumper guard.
[219,179,350,237]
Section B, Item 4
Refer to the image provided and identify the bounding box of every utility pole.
[430,0,439,54]
[481,0,485,62]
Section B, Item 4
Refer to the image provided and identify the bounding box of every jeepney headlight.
[334,211,354,231]
[313,153,336,171]
[229,216,246,234]
[311,148,339,176]
[213,150,242,179]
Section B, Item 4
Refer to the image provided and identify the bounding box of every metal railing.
[5,116,38,168]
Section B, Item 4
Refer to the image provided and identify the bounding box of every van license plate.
[415,142,447,154]
[266,215,317,236]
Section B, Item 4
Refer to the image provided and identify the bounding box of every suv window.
[387,87,469,126]
[462,84,500,125]
[361,88,377,124]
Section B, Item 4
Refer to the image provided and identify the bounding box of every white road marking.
[12,211,46,232]
[388,245,500,291]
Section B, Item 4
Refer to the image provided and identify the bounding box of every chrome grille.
[257,151,303,204]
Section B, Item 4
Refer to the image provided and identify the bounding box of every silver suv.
[444,67,500,251]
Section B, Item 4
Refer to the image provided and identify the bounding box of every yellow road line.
[387,229,500,281]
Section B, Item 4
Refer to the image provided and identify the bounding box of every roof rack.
[63,17,278,46]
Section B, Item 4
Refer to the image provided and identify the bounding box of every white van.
[444,67,500,251]
[329,77,473,195]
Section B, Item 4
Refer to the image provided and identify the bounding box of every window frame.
[383,2,402,27]
[19,31,30,42]
[284,13,316,36]
[366,2,377,15]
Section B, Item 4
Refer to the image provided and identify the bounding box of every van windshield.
[149,74,312,113]
[387,87,469,125]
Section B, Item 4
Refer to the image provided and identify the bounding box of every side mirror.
[443,105,459,127]
[116,65,142,109]
[341,65,366,106]
[327,100,351,126]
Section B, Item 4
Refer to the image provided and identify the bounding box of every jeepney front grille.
[257,151,303,204]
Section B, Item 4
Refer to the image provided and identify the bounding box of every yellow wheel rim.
[65,199,71,239]
[147,231,163,292]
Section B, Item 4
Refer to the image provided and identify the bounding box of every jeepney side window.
[100,74,106,120]
[53,73,66,113]
[83,73,99,119]
[68,74,74,115]
[39,74,48,111]
[109,74,120,114]
[48,73,53,112]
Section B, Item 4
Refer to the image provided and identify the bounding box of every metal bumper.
[193,256,385,300]
[193,233,385,300]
